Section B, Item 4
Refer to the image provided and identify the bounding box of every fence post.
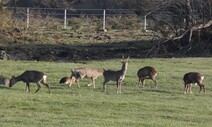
[64,9,67,29]
[26,8,29,29]
[103,9,106,31]
[144,15,147,32]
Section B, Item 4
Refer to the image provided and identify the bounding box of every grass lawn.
[0,58,212,127]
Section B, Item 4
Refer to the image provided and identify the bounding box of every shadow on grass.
[140,88,186,95]
[140,89,173,94]
[50,85,69,89]
[6,39,157,61]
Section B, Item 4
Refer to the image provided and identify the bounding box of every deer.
[59,75,80,88]
[59,68,103,88]
[9,70,51,93]
[0,75,10,86]
[103,56,130,94]
[183,72,205,94]
[137,66,158,88]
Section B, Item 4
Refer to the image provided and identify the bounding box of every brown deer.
[59,68,103,88]
[137,66,158,88]
[0,75,10,86]
[9,70,51,93]
[183,72,205,94]
[103,56,129,94]
[59,76,80,88]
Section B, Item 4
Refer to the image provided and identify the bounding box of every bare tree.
[136,0,212,56]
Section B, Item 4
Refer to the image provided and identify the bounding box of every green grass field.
[0,58,212,127]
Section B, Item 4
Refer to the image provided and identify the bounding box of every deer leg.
[116,79,122,94]
[35,83,41,93]
[138,78,141,86]
[199,84,205,93]
[87,77,93,87]
[116,81,119,94]
[184,84,187,94]
[25,83,30,92]
[186,84,190,93]
[185,84,190,94]
[119,81,122,94]
[151,76,157,88]
[41,80,51,93]
[199,85,202,93]
[88,77,95,88]
[143,79,146,88]
[198,83,206,94]
[188,84,190,93]
[103,81,107,92]
[76,80,80,88]
[68,83,72,87]
[153,79,157,89]
[198,83,202,93]
[43,83,51,93]
[92,78,96,89]
[189,84,192,94]
[202,84,206,94]
[141,78,145,88]
[68,80,73,87]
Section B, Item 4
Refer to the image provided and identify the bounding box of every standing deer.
[183,72,205,94]
[103,56,130,94]
[0,75,10,86]
[137,66,158,88]
[9,70,51,93]
[59,68,103,88]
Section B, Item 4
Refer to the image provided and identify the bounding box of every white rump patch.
[65,81,70,84]
[43,75,47,82]
[201,76,204,81]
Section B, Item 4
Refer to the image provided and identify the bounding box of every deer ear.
[71,68,76,72]
[127,56,130,61]
[122,55,125,59]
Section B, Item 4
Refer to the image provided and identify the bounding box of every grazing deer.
[0,75,10,86]
[183,72,205,94]
[9,70,51,93]
[137,66,158,88]
[59,68,103,88]
[59,76,80,88]
[103,56,130,94]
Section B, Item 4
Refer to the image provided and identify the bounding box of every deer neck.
[14,75,23,82]
[98,71,103,77]
[121,63,128,75]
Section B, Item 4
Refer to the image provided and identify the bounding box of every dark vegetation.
[0,0,212,61]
